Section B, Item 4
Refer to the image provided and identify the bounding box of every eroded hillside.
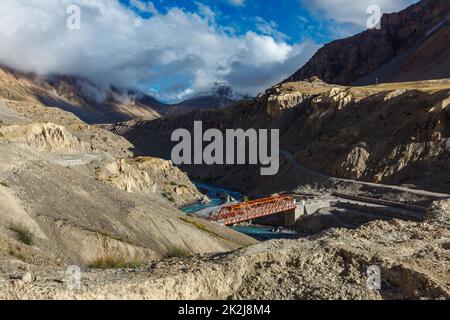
[0,69,256,269]
[0,67,163,124]
[110,78,450,196]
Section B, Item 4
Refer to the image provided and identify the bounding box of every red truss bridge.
[209,195,297,226]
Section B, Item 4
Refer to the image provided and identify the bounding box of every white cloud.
[228,0,246,7]
[0,0,318,101]
[195,2,216,22]
[224,40,319,95]
[254,17,289,42]
[301,0,418,27]
[130,0,159,15]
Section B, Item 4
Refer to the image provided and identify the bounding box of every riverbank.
[181,181,243,214]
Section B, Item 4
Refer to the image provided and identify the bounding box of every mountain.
[109,78,450,196]
[0,67,246,124]
[177,83,247,109]
[160,83,249,116]
[0,67,164,124]
[33,73,163,123]
[286,0,450,85]
[2,66,449,304]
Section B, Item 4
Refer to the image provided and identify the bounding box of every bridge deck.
[209,195,296,226]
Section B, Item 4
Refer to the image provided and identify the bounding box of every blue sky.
[121,0,418,46]
[121,0,344,44]
[0,0,418,102]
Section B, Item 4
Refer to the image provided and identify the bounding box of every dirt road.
[280,150,450,199]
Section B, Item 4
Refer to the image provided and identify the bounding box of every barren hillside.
[0,67,164,124]
[0,69,256,269]
[110,78,450,196]
[286,0,450,85]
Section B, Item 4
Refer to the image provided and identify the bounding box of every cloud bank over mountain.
[0,0,319,102]
[0,0,419,102]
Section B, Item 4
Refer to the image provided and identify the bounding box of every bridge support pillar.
[284,202,305,227]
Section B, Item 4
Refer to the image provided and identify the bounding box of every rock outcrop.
[96,157,204,207]
[0,123,91,153]
[266,92,309,117]
[333,145,370,179]
[286,0,450,85]
[425,199,450,226]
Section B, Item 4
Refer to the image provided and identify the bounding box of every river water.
[181,181,244,214]
[181,181,298,240]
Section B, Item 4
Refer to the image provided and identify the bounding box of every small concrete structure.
[284,199,332,227]
[304,199,332,215]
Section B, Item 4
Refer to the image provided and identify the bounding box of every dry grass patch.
[162,246,191,259]
[9,224,34,246]
[88,252,143,269]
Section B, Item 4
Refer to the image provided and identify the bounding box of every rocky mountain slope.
[1,202,449,299]
[166,83,249,115]
[0,67,243,124]
[131,83,247,117]
[0,70,256,269]
[286,0,450,85]
[109,78,450,196]
[0,67,163,124]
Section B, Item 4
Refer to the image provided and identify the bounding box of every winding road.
[280,150,450,199]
